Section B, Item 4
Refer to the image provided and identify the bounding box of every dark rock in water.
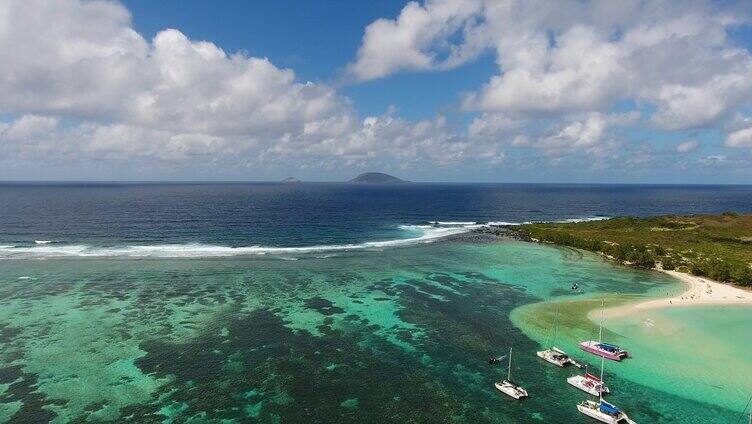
[349,172,406,183]
[282,177,301,183]
[471,225,532,242]
[442,232,501,244]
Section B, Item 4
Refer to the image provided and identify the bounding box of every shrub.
[626,250,656,269]
[690,264,705,276]
[706,260,732,282]
[661,257,675,270]
[734,265,752,286]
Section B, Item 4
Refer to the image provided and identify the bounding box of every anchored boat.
[537,346,582,367]
[495,347,528,400]
[577,399,636,424]
[537,306,583,368]
[579,341,629,361]
[567,371,610,396]
[579,300,630,361]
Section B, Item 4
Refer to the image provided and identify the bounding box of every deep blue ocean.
[1,183,752,251]
[2,183,752,423]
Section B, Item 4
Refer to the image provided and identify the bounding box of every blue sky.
[122,0,497,121]
[1,0,752,183]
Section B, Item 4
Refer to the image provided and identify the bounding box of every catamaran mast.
[552,305,559,347]
[598,299,605,403]
[598,298,604,343]
[507,347,513,381]
[598,352,605,402]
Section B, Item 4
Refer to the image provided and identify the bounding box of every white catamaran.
[577,399,636,424]
[537,306,582,368]
[495,347,528,400]
[567,368,610,397]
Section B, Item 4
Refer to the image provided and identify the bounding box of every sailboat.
[577,398,636,424]
[537,306,582,368]
[579,300,630,361]
[568,355,610,396]
[494,347,528,399]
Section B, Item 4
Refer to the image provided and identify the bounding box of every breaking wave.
[0,224,475,259]
[0,217,608,259]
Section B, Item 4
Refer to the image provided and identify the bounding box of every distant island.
[349,172,406,183]
[281,177,301,183]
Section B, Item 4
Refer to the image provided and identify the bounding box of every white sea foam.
[485,216,609,226]
[0,216,608,259]
[554,216,609,223]
[34,240,53,244]
[0,224,474,259]
[486,221,527,226]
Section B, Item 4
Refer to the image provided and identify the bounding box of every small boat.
[537,346,582,368]
[577,399,636,424]
[580,300,630,361]
[567,371,610,396]
[488,354,506,365]
[495,347,528,400]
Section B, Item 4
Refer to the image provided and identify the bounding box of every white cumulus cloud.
[1,0,512,174]
[726,127,752,148]
[353,0,752,131]
[676,140,699,153]
[346,0,487,82]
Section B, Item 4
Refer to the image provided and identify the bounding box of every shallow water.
[0,241,749,423]
[608,306,752,411]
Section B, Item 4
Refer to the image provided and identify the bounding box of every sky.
[1,0,752,183]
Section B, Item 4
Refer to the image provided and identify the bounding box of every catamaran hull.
[536,350,566,367]
[495,382,528,400]
[577,404,636,424]
[579,341,629,361]
[567,375,609,396]
[537,347,582,368]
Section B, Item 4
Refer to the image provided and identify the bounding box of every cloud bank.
[1,0,751,181]
[348,0,752,173]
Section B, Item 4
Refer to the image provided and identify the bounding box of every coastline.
[599,268,752,320]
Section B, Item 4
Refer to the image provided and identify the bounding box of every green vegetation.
[517,213,752,286]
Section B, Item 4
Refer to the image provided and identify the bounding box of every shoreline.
[598,269,752,320]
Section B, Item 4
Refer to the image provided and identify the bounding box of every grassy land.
[517,212,752,286]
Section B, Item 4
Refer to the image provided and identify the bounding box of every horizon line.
[0,180,751,187]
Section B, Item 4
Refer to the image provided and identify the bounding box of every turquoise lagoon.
[0,240,749,423]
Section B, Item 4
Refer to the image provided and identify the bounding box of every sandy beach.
[601,269,752,319]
